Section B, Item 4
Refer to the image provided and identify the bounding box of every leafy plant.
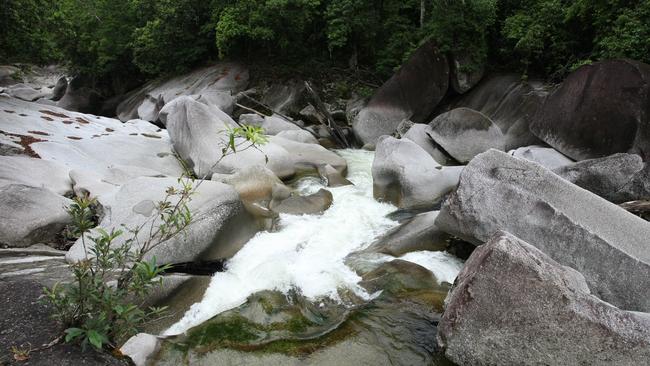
[44,126,268,352]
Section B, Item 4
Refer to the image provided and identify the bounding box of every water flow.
[165,149,464,335]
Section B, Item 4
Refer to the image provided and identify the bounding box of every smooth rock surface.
[436,149,650,312]
[554,153,650,203]
[0,155,72,195]
[317,164,352,187]
[427,107,505,163]
[275,129,319,144]
[439,232,650,366]
[66,177,259,264]
[448,74,549,150]
[373,136,463,209]
[508,145,573,170]
[402,124,452,165]
[269,135,347,174]
[271,188,333,215]
[0,184,72,248]
[116,63,248,121]
[352,41,449,145]
[530,59,650,160]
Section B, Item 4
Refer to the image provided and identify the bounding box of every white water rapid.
[165,149,463,335]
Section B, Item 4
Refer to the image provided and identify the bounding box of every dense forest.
[2,0,649,91]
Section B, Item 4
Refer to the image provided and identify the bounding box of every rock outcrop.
[0,185,72,248]
[0,155,72,195]
[436,149,650,312]
[508,145,573,170]
[66,177,259,264]
[554,153,650,203]
[530,59,650,160]
[426,107,505,163]
[353,41,449,145]
[373,136,463,209]
[116,63,248,122]
[448,74,549,150]
[439,232,650,366]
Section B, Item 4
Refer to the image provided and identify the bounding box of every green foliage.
[0,0,60,63]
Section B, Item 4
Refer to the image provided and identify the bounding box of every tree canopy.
[2,0,649,87]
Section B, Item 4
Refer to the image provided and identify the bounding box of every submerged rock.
[554,153,650,203]
[373,136,463,209]
[317,164,352,187]
[530,59,650,160]
[436,149,650,312]
[271,188,333,215]
[427,107,505,163]
[439,232,650,366]
[0,184,72,248]
[352,41,449,145]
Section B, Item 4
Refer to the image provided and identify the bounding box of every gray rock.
[299,104,322,124]
[530,59,650,160]
[269,135,347,174]
[508,145,573,170]
[439,231,650,366]
[238,113,264,127]
[373,136,463,209]
[436,149,650,312]
[5,83,51,101]
[317,164,352,187]
[117,63,248,121]
[427,107,505,163]
[260,115,302,135]
[394,119,414,138]
[352,41,449,145]
[121,333,161,366]
[554,153,650,203]
[402,124,453,165]
[211,165,282,204]
[66,177,259,264]
[56,77,101,113]
[261,80,307,118]
[448,74,549,150]
[0,155,72,195]
[271,188,333,215]
[50,76,67,101]
[0,185,73,248]
[362,211,449,256]
[275,129,318,144]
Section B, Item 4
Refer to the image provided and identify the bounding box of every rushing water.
[165,149,463,335]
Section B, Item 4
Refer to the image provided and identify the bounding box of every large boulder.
[239,114,302,135]
[449,52,484,94]
[317,164,352,187]
[436,149,650,312]
[352,41,449,145]
[508,145,573,170]
[66,177,259,264]
[372,136,463,209]
[0,95,183,182]
[439,232,650,366]
[0,185,73,248]
[554,153,650,203]
[56,76,101,113]
[275,129,318,144]
[426,107,505,163]
[530,59,650,160]
[116,63,248,122]
[402,124,452,165]
[448,74,549,150]
[260,80,307,118]
[211,165,282,204]
[269,135,347,174]
[159,96,294,179]
[361,211,450,256]
[0,155,72,195]
[270,188,333,215]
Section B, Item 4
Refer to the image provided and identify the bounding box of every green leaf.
[87,329,105,349]
[64,327,84,343]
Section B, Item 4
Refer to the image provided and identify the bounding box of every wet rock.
[362,211,449,256]
[436,149,650,312]
[317,164,352,187]
[117,63,248,121]
[508,145,573,170]
[402,124,452,165]
[271,188,333,215]
[439,232,650,366]
[121,333,161,366]
[0,184,72,248]
[427,107,505,163]
[530,59,650,160]
[66,177,259,265]
[269,135,347,174]
[448,74,549,150]
[211,165,283,204]
[373,136,463,209]
[0,155,72,195]
[353,41,449,145]
[554,153,650,203]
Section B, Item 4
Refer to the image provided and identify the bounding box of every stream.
[165,149,464,340]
